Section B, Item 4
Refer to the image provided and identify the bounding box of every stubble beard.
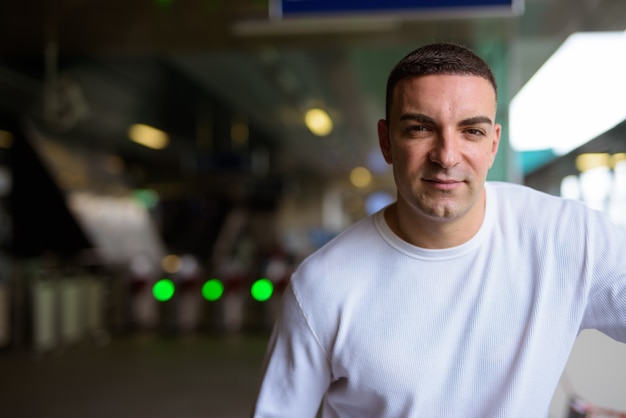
[416,189,460,220]
[409,180,476,223]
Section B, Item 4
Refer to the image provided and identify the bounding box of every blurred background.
[0,0,625,417]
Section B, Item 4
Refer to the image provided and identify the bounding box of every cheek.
[472,151,496,175]
[391,145,416,167]
[393,151,430,181]
[484,142,498,168]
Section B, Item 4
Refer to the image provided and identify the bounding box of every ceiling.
[1,0,625,195]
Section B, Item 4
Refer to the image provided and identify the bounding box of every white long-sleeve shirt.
[251,182,626,418]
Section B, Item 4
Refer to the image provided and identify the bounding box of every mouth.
[423,178,464,191]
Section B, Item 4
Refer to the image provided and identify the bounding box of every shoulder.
[283,212,385,344]
[485,181,620,242]
[300,213,380,267]
[487,181,588,217]
[289,211,386,299]
[487,181,557,201]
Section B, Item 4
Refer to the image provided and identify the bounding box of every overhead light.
[230,120,249,145]
[575,153,610,173]
[128,123,169,150]
[161,254,181,274]
[350,166,372,188]
[611,153,626,169]
[0,130,13,148]
[575,152,626,172]
[510,31,626,155]
[304,108,333,137]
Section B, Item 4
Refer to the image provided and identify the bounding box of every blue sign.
[272,0,522,18]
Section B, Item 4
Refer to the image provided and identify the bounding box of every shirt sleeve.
[581,211,626,342]
[250,281,331,418]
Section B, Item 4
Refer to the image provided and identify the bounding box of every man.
[250,42,626,417]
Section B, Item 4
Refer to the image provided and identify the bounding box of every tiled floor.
[0,332,270,418]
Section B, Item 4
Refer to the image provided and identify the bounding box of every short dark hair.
[384,42,498,120]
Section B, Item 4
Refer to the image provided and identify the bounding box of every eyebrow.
[399,113,436,124]
[399,113,493,126]
[459,116,493,126]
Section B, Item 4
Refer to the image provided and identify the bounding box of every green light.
[152,279,175,302]
[202,279,224,301]
[133,189,158,209]
[251,278,274,302]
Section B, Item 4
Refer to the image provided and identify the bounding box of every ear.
[488,123,502,168]
[377,119,393,164]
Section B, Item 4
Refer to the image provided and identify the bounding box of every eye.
[405,124,431,135]
[464,128,485,137]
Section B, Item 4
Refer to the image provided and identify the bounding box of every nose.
[428,131,460,169]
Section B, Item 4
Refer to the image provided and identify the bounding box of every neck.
[384,192,486,249]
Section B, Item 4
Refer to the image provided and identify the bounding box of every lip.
[423,178,463,190]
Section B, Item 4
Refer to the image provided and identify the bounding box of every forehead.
[391,74,497,115]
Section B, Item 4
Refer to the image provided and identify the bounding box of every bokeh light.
[251,278,274,302]
[152,278,175,302]
[202,279,224,302]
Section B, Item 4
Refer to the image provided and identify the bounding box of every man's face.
[378,74,501,226]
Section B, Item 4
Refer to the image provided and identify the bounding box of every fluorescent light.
[611,153,626,168]
[575,153,610,172]
[128,123,169,150]
[510,31,626,155]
